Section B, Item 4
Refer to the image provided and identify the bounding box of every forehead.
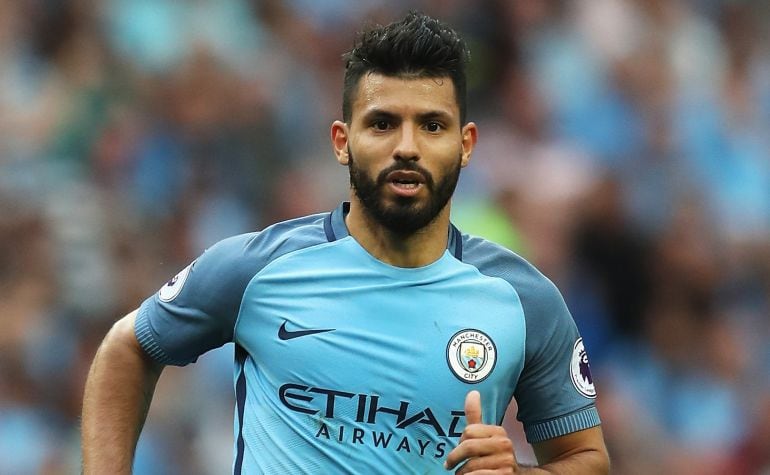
[351,73,459,120]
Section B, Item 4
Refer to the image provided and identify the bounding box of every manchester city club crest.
[570,338,596,398]
[446,329,497,384]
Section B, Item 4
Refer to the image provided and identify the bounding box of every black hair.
[342,11,470,123]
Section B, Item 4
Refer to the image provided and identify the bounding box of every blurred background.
[1,0,769,473]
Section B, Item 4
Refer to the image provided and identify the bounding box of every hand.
[444,390,519,474]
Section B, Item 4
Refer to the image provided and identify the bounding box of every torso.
[234,236,526,474]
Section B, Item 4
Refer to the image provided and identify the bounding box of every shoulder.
[205,212,330,269]
[183,212,331,296]
[460,233,563,311]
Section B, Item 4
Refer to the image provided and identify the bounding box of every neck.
[344,198,451,268]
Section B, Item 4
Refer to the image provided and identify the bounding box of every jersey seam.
[449,255,529,404]
[444,253,527,416]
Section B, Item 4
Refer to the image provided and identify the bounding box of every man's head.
[332,12,476,236]
[342,11,470,125]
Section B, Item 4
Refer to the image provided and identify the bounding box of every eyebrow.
[361,109,400,123]
[360,108,454,123]
[416,110,453,123]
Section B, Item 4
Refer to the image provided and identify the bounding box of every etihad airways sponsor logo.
[313,424,449,458]
[279,383,465,457]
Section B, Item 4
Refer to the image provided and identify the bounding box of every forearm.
[81,311,164,474]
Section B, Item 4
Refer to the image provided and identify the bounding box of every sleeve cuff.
[524,406,601,443]
[134,304,173,365]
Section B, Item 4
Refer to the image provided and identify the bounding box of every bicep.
[532,426,607,465]
[102,309,164,375]
[109,310,140,348]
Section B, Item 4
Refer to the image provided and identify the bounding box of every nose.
[393,125,419,161]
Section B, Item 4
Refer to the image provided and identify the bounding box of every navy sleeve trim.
[524,406,601,443]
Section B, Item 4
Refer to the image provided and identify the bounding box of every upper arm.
[110,309,140,344]
[103,310,163,371]
[533,426,610,474]
[106,310,145,356]
[532,426,609,469]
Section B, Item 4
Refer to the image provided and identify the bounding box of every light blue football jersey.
[135,202,600,474]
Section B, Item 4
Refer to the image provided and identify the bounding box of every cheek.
[429,142,464,169]
[353,134,397,157]
[349,137,394,168]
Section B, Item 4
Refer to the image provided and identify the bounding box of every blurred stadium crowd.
[1,0,769,473]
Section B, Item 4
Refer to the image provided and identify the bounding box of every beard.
[347,148,462,235]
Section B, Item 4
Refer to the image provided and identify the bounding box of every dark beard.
[347,148,461,235]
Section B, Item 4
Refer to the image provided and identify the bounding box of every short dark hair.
[342,11,470,124]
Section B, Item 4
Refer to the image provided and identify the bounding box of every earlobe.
[460,122,478,168]
[331,121,350,165]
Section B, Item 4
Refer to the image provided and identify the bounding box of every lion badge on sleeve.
[570,338,596,398]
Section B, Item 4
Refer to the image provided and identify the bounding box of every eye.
[372,120,391,131]
[425,121,443,132]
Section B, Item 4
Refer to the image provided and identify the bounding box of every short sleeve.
[512,274,600,443]
[134,233,260,366]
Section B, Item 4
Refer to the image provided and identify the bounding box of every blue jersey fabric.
[136,202,600,474]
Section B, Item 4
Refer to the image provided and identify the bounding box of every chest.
[234,246,527,425]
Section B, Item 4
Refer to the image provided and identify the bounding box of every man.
[82,11,609,474]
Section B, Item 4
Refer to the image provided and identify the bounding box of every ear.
[460,122,478,168]
[331,120,350,166]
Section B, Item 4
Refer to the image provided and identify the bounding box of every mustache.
[376,161,434,188]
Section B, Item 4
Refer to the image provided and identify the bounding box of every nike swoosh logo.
[278,321,335,340]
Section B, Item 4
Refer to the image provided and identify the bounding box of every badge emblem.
[158,261,195,302]
[570,338,596,398]
[446,329,497,384]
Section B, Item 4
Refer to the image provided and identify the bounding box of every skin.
[81,72,609,474]
[81,310,164,474]
[331,73,477,268]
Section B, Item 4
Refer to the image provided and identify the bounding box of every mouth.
[385,170,426,196]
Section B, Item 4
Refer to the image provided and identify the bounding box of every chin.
[375,200,444,234]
